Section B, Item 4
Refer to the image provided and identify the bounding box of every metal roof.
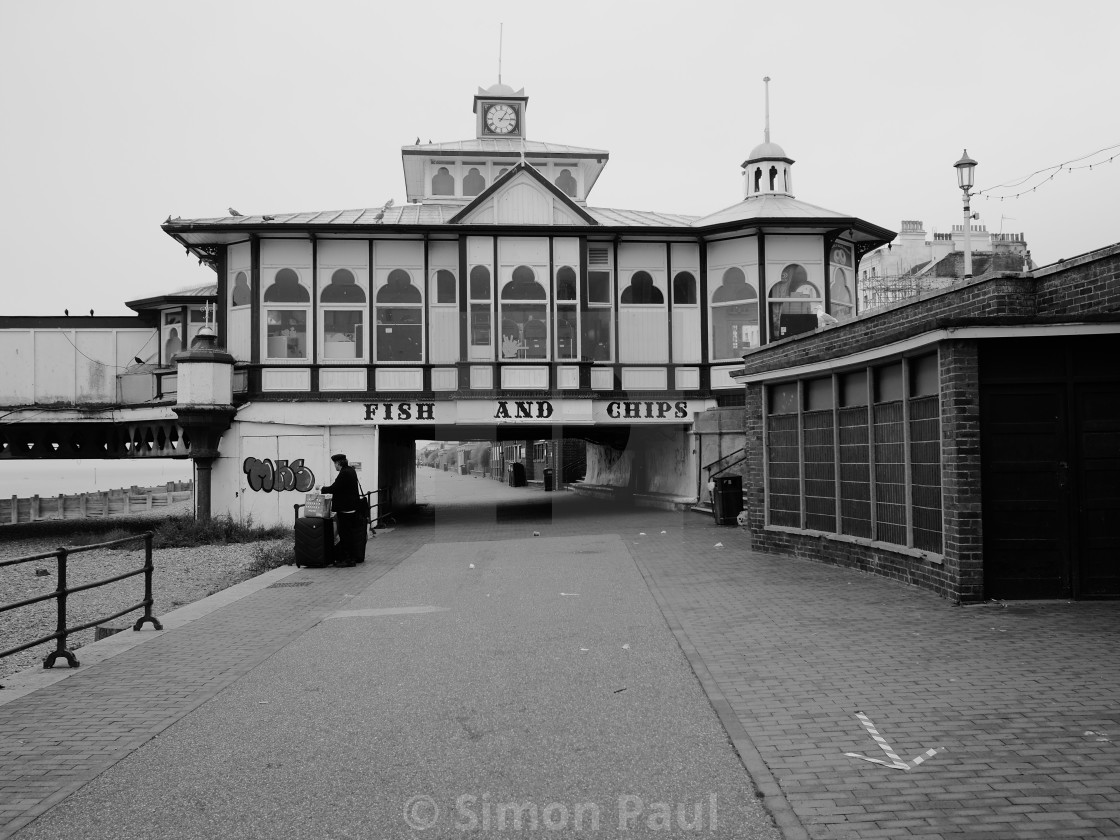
[166,203,696,231]
[690,194,862,227]
[402,138,608,157]
[587,207,700,227]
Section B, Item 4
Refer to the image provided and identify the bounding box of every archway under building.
[375,422,701,526]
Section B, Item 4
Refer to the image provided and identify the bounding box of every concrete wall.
[584,426,694,500]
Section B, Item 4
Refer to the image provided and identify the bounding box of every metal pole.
[43,548,79,669]
[134,531,162,631]
[962,189,973,279]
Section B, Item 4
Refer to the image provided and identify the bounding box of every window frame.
[374,268,424,364]
[762,350,944,559]
[498,265,550,362]
[318,267,368,364]
[710,266,760,361]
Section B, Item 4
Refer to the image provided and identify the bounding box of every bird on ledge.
[814,305,839,328]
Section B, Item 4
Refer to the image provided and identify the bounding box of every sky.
[2,0,1118,317]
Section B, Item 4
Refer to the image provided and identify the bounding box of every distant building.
[860,220,1033,311]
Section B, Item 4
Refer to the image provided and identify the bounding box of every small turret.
[741,76,795,199]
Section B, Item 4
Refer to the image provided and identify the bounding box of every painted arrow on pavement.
[844,712,939,771]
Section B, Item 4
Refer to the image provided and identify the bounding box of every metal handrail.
[702,447,747,479]
[0,532,161,683]
[293,487,392,532]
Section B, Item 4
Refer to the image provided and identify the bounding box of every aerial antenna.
[763,76,771,144]
[498,23,503,84]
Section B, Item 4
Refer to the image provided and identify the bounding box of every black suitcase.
[294,516,336,568]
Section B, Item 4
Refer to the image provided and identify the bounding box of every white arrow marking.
[845,712,939,771]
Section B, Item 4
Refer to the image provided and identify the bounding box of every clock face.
[485,103,518,135]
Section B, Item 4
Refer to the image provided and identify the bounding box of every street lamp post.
[954,149,978,279]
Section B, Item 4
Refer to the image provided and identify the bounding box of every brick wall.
[745,345,976,600]
[737,241,1120,602]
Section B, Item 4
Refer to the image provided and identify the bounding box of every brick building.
[733,243,1120,602]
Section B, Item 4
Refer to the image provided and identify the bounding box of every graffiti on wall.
[243,457,315,493]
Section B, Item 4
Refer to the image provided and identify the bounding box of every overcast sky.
[2,0,1117,316]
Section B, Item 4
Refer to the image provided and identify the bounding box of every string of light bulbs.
[974,142,1120,201]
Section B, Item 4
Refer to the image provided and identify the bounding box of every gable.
[452,164,597,226]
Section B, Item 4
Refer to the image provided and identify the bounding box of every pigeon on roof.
[262,215,275,221]
[228,207,242,216]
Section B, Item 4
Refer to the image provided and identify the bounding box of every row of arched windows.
[246,262,844,363]
[431,166,578,198]
[240,267,700,306]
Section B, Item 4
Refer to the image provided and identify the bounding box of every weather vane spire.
[763,76,771,144]
[498,23,503,85]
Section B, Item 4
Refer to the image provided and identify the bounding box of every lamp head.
[955,148,978,190]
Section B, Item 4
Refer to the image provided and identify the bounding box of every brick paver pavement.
[2,467,1119,839]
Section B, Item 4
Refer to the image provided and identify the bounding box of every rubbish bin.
[543,467,554,492]
[712,475,743,526]
[460,464,469,475]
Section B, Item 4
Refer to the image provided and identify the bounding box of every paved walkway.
[1,467,1118,839]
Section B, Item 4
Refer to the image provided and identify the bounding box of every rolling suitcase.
[294,516,335,568]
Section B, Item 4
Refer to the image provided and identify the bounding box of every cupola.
[741,77,794,199]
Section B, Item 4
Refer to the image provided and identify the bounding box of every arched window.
[768,264,821,340]
[711,266,758,359]
[501,265,546,300]
[672,271,697,305]
[769,166,778,191]
[555,169,577,197]
[500,265,547,359]
[376,269,422,361]
[264,268,310,360]
[432,166,454,196]
[263,268,309,302]
[469,265,491,300]
[321,268,366,303]
[754,168,762,193]
[463,168,485,196]
[231,271,250,307]
[434,269,456,304]
[377,269,422,303]
[556,266,577,301]
[620,271,663,304]
[320,268,366,361]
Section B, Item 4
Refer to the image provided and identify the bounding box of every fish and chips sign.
[361,398,706,425]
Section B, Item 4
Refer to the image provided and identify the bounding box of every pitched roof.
[448,162,598,225]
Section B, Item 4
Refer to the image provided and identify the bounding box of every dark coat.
[321,465,361,513]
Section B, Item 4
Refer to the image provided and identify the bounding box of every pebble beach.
[0,508,288,682]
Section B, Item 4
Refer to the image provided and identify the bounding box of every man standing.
[320,453,366,567]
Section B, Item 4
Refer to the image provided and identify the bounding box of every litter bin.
[543,467,554,492]
[460,464,469,475]
[712,475,743,526]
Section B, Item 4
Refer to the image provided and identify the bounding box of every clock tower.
[474,82,528,139]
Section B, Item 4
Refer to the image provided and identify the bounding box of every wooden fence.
[0,482,194,525]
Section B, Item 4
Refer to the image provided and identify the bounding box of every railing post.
[43,548,79,669]
[133,532,163,631]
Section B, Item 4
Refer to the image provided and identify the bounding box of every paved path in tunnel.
[3,467,1120,839]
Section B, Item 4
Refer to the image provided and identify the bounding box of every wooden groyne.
[0,482,194,525]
